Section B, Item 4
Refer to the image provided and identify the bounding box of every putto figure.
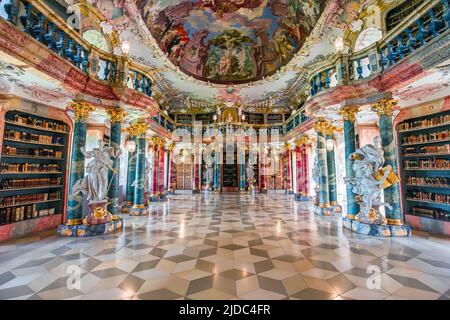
[344,144,398,225]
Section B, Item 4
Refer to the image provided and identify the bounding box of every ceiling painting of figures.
[136,0,326,84]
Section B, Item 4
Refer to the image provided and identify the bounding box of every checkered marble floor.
[1,193,450,300]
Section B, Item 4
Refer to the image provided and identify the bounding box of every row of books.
[398,114,450,131]
[12,115,67,132]
[403,144,450,155]
[406,191,450,204]
[3,146,63,158]
[411,207,450,221]
[405,176,449,186]
[4,129,64,145]
[402,130,450,145]
[0,177,62,189]
[0,163,61,173]
[0,191,61,207]
[403,159,450,170]
[0,205,56,225]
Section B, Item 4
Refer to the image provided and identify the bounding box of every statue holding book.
[344,144,399,225]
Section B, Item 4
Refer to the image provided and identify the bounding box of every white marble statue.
[246,163,255,189]
[205,161,214,190]
[145,158,153,193]
[344,144,393,225]
[72,140,120,203]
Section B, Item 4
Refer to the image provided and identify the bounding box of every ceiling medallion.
[136,0,327,84]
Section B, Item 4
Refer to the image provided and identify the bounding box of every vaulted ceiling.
[81,0,377,112]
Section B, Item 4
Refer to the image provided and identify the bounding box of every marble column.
[325,126,338,207]
[214,147,221,192]
[106,108,126,215]
[66,101,95,225]
[301,137,310,199]
[239,148,246,191]
[150,137,160,202]
[159,143,167,201]
[128,122,150,216]
[371,99,404,225]
[193,145,201,193]
[339,106,360,219]
[314,119,331,215]
[168,143,176,194]
[259,149,267,193]
[124,137,136,212]
[284,144,293,194]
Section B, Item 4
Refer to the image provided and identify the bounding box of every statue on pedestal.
[204,160,214,191]
[246,163,255,191]
[344,144,398,225]
[312,155,319,206]
[72,140,121,225]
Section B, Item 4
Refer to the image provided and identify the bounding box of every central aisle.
[0,194,450,300]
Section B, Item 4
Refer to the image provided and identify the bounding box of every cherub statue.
[344,144,395,225]
[72,140,120,203]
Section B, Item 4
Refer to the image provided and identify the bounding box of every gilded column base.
[159,193,168,201]
[342,217,412,237]
[65,218,83,226]
[130,205,148,216]
[314,205,334,216]
[58,218,123,237]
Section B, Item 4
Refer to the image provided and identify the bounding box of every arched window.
[386,0,425,31]
[82,29,110,52]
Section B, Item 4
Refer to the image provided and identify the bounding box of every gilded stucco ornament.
[371,99,398,117]
[339,106,360,122]
[68,100,95,122]
[106,107,127,124]
[295,135,310,146]
[127,121,150,137]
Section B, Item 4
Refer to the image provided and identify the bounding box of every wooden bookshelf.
[397,109,450,235]
[0,110,69,232]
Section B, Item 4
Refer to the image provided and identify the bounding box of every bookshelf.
[0,110,69,235]
[222,144,238,191]
[397,110,450,235]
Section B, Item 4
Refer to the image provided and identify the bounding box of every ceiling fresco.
[84,0,374,109]
[135,0,326,84]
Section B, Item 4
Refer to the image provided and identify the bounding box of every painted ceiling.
[135,0,326,84]
[82,0,372,111]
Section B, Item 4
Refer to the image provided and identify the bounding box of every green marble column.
[66,101,95,225]
[128,122,150,216]
[372,99,403,226]
[339,106,360,219]
[314,120,331,215]
[325,130,338,206]
[124,138,136,212]
[106,108,126,215]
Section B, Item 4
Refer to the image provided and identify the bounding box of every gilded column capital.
[295,135,310,147]
[338,106,359,122]
[68,100,95,122]
[127,121,150,137]
[313,119,330,135]
[371,99,398,117]
[106,107,127,124]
